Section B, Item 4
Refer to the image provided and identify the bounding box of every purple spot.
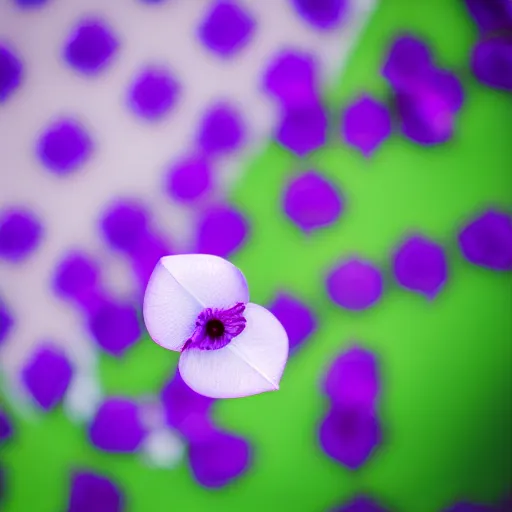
[132,236,171,289]
[100,201,149,255]
[283,171,342,233]
[161,371,215,441]
[22,344,73,411]
[326,258,383,311]
[464,0,512,34]
[342,95,392,157]
[276,100,327,156]
[198,2,254,57]
[64,19,118,75]
[196,205,249,258]
[188,427,251,488]
[472,36,512,92]
[331,496,389,512]
[458,209,512,271]
[263,50,317,107]
[0,44,22,103]
[67,471,124,512]
[0,209,41,261]
[197,104,244,155]
[0,303,13,345]
[319,405,381,470]
[291,0,347,29]
[37,119,92,174]
[0,409,12,442]
[88,301,141,357]
[443,503,494,512]
[15,0,49,6]
[324,346,380,410]
[89,397,145,453]
[392,235,448,298]
[166,155,212,202]
[268,292,316,352]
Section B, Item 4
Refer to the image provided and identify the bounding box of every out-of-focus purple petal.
[0,44,23,103]
[131,235,171,290]
[472,36,512,92]
[464,0,512,33]
[342,95,391,157]
[290,0,347,30]
[0,409,12,442]
[89,398,146,453]
[196,205,249,258]
[161,370,215,441]
[188,427,251,488]
[198,1,254,57]
[323,346,380,409]
[179,303,288,399]
[263,50,316,106]
[67,470,124,512]
[326,258,383,311]
[53,252,99,301]
[88,301,141,356]
[330,495,389,512]
[0,302,13,345]
[319,406,382,470]
[0,209,42,261]
[268,292,316,352]
[392,235,448,298]
[443,502,494,512]
[283,171,343,232]
[166,155,212,202]
[276,100,327,156]
[458,209,512,271]
[22,344,73,411]
[143,254,249,352]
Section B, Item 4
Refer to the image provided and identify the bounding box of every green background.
[1,1,511,511]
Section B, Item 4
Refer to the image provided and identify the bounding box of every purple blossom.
[89,397,146,452]
[196,205,249,258]
[0,44,22,103]
[267,292,316,352]
[0,302,12,345]
[0,409,12,442]
[143,254,289,398]
[330,496,389,512]
[458,209,512,271]
[0,209,42,261]
[326,258,383,311]
[464,0,512,34]
[22,344,73,411]
[471,36,512,92]
[166,155,212,202]
[188,427,251,487]
[67,471,124,512]
[53,252,99,301]
[64,19,118,75]
[198,2,254,57]
[290,0,347,30]
[323,346,380,409]
[342,95,392,157]
[283,171,343,233]
[392,235,448,298]
[319,405,382,470]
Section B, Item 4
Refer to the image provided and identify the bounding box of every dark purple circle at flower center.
[206,319,225,339]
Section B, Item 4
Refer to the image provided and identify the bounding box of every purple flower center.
[184,303,246,351]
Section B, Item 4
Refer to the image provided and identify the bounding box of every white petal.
[178,303,289,399]
[160,254,249,308]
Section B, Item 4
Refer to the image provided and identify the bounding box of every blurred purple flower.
[196,205,249,258]
[67,471,124,512]
[89,397,146,453]
[0,209,42,261]
[472,36,512,92]
[15,0,49,6]
[330,496,389,512]
[188,427,251,487]
[166,155,212,203]
[268,292,316,353]
[0,409,12,442]
[198,1,254,57]
[319,405,382,470]
[291,0,347,30]
[0,44,22,103]
[464,0,512,34]
[342,95,391,157]
[22,344,73,411]
[458,209,512,271]
[392,235,448,298]
[326,258,383,311]
[283,171,343,233]
[198,103,244,155]
[323,346,380,409]
[0,302,12,345]
[54,252,99,302]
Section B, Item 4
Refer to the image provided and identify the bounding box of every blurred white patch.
[138,396,166,430]
[63,372,103,423]
[140,428,185,469]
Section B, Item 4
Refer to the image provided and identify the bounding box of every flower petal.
[179,303,288,399]
[144,254,249,351]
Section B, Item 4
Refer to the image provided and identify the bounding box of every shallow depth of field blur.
[1,1,511,511]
